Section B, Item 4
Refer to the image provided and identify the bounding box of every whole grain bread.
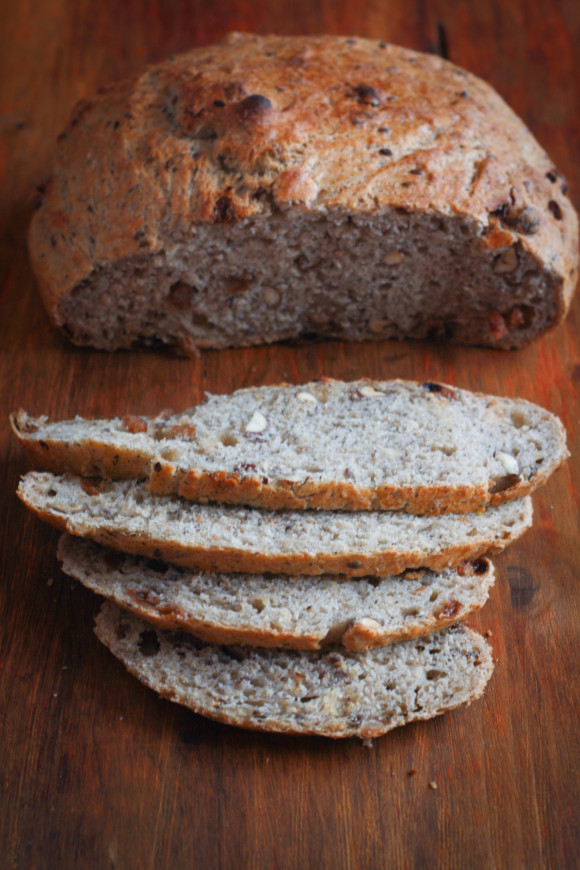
[11,379,569,514]
[29,33,578,353]
[18,472,532,576]
[58,534,495,651]
[94,602,494,738]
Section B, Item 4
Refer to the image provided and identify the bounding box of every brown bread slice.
[11,379,569,514]
[94,602,494,739]
[58,534,495,651]
[18,472,532,576]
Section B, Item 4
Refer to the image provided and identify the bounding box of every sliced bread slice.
[58,534,495,651]
[19,472,532,576]
[94,602,494,739]
[11,379,568,514]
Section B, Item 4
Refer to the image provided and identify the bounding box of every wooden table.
[1,1,578,867]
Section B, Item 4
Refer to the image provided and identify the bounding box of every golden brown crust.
[10,433,560,515]
[28,33,578,347]
[73,532,517,576]
[340,602,484,651]
[11,432,152,481]
[115,604,325,651]
[170,466,525,513]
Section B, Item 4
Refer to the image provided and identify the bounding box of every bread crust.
[28,33,578,350]
[68,584,488,651]
[8,430,562,514]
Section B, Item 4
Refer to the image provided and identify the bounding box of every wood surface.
[1,1,578,868]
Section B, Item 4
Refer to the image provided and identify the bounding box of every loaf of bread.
[29,33,577,352]
[95,602,494,738]
[11,379,568,514]
[58,534,495,651]
[18,472,532,575]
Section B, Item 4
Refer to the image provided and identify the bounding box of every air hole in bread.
[138,629,160,656]
[114,621,129,640]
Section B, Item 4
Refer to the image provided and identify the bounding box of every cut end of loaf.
[56,210,564,352]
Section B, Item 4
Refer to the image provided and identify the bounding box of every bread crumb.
[362,738,374,749]
[429,781,438,790]
[47,577,54,587]
[484,629,493,637]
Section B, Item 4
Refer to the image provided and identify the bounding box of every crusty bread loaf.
[11,379,569,514]
[29,33,577,353]
[58,534,495,651]
[94,602,494,738]
[18,472,532,576]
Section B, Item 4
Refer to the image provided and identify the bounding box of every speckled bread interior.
[17,471,533,576]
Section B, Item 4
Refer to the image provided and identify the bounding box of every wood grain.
[1,1,578,867]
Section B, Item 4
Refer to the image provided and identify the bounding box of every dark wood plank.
[1,1,578,867]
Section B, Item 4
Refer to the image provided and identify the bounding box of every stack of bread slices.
[12,379,568,739]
